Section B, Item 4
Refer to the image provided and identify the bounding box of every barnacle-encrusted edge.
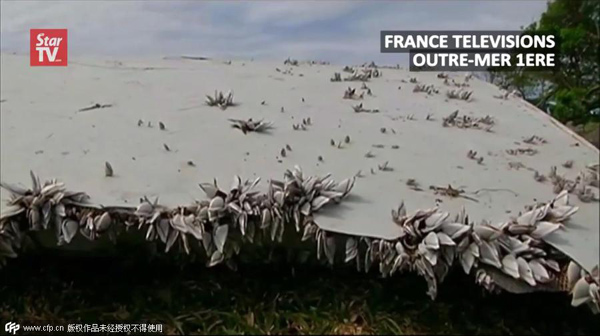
[0,169,597,314]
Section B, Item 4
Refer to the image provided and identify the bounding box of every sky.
[0,0,549,64]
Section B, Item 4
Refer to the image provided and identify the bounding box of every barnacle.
[446,89,473,101]
[206,90,236,110]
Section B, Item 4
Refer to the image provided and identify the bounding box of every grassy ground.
[1,248,598,335]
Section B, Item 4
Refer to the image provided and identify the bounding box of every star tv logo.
[30,29,68,66]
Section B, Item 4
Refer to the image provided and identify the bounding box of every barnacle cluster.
[523,135,547,145]
[352,103,379,113]
[442,110,495,131]
[446,89,473,101]
[0,168,355,270]
[228,118,274,134]
[330,72,342,82]
[444,78,470,88]
[382,191,585,300]
[506,148,539,156]
[283,57,299,66]
[206,90,235,110]
[343,87,364,100]
[1,171,597,313]
[413,84,438,95]
[342,66,354,73]
[548,166,600,202]
[292,118,311,131]
[567,263,600,313]
[341,68,381,82]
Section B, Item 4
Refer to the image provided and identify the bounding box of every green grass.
[1,249,598,335]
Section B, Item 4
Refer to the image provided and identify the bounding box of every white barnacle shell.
[473,223,503,241]
[517,256,536,286]
[421,246,438,266]
[199,182,219,199]
[146,224,156,241]
[302,177,316,193]
[345,237,358,263]
[261,209,272,229]
[270,219,280,242]
[501,254,520,279]
[535,203,551,221]
[170,213,188,233]
[395,241,405,255]
[548,205,579,222]
[273,191,285,207]
[436,232,455,246]
[41,182,65,197]
[529,221,562,240]
[391,254,407,275]
[479,241,501,268]
[424,231,440,250]
[0,205,25,221]
[301,223,317,241]
[396,201,407,218]
[585,286,600,315]
[135,202,154,217]
[156,219,170,243]
[423,211,449,232]
[300,202,311,217]
[503,236,530,255]
[185,214,203,239]
[61,219,79,243]
[335,177,355,196]
[553,190,570,207]
[571,277,592,306]
[311,196,330,211]
[208,250,224,267]
[230,175,242,193]
[197,206,209,222]
[209,196,225,212]
[539,258,560,273]
[213,225,228,253]
[0,181,29,196]
[238,212,248,236]
[528,259,551,283]
[460,242,479,274]
[319,190,344,202]
[567,261,582,290]
[324,234,336,265]
[54,203,66,218]
[506,224,535,235]
[165,230,179,252]
[95,212,112,232]
[516,209,538,226]
[440,223,470,239]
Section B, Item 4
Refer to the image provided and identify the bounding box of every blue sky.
[0,0,548,64]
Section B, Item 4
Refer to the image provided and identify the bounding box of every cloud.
[241,1,366,27]
[0,0,548,64]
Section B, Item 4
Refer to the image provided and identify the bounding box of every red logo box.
[30,29,68,66]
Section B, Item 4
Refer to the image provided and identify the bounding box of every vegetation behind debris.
[488,0,599,144]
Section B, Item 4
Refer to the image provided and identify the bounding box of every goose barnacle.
[104,162,114,177]
[206,90,236,110]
